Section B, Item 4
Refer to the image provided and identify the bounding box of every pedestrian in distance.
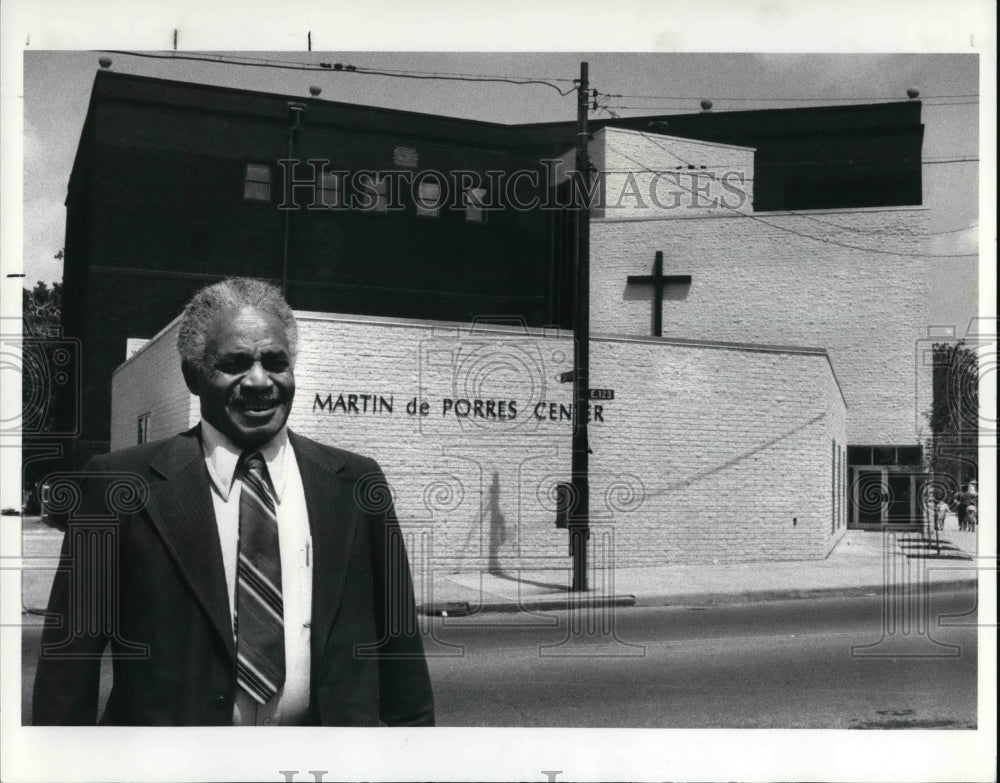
[953,482,977,532]
[934,496,949,532]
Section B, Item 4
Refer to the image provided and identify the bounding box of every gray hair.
[176,277,298,370]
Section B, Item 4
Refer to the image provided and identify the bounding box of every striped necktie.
[236,451,285,704]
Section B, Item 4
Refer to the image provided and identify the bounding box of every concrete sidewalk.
[412,527,982,615]
[13,516,983,617]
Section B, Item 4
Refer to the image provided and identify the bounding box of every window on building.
[357,173,387,214]
[839,444,846,529]
[832,440,837,534]
[872,446,898,466]
[393,145,419,168]
[847,446,872,465]
[137,413,150,444]
[318,171,341,208]
[465,187,488,223]
[243,163,271,202]
[847,444,923,467]
[415,181,442,218]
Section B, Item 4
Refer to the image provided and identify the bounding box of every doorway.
[849,467,927,529]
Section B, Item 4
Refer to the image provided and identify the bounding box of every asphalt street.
[423,590,979,728]
[21,589,977,728]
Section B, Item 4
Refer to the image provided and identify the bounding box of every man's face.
[184,306,296,450]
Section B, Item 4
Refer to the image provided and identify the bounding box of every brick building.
[112,311,848,568]
[59,70,930,543]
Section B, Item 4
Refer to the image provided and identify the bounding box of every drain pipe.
[282,102,306,297]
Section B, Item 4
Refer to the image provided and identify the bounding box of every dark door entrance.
[849,467,927,529]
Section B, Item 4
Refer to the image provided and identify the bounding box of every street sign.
[589,388,614,400]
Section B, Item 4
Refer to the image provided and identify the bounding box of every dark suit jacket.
[32,427,435,726]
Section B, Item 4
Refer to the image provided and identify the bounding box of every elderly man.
[33,277,434,726]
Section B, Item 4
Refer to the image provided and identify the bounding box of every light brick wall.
[296,313,846,567]
[594,128,754,220]
[586,334,847,564]
[110,311,846,568]
[110,319,194,450]
[592,207,930,445]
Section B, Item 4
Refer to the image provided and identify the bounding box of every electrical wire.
[102,51,977,106]
[762,214,979,237]
[923,158,980,165]
[328,63,576,84]
[92,52,979,256]
[601,91,979,101]
[100,50,577,95]
[598,138,978,170]
[601,137,979,259]
[607,132,980,239]
[346,67,577,96]
[602,101,979,112]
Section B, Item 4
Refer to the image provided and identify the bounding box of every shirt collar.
[200,419,288,502]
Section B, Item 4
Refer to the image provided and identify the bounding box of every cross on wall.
[626,251,692,337]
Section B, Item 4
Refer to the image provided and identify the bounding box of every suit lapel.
[288,432,355,665]
[145,428,235,662]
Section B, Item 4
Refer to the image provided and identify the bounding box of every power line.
[602,101,979,112]
[602,137,979,259]
[600,91,978,101]
[610,123,976,175]
[346,66,577,96]
[600,137,978,169]
[773,214,979,237]
[101,50,577,95]
[924,158,980,165]
[922,224,981,236]
[740,212,979,258]
[331,63,576,84]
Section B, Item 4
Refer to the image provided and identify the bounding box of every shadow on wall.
[487,471,507,575]
[483,470,570,591]
[647,411,828,499]
[452,469,569,590]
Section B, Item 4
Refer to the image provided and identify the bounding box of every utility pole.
[570,61,591,592]
[281,103,305,298]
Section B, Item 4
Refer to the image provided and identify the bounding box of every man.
[32,277,434,726]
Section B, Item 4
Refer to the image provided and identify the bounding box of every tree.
[22,280,62,337]
[21,280,64,431]
[21,280,63,513]
[926,341,979,498]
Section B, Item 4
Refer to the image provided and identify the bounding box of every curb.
[419,579,978,615]
[419,595,637,617]
[633,579,979,608]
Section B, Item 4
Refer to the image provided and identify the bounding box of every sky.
[16,50,985,333]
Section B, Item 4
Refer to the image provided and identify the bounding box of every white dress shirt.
[199,420,312,726]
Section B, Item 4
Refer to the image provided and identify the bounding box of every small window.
[415,181,442,218]
[465,187,488,223]
[847,446,871,466]
[393,146,419,168]
[244,163,271,202]
[831,440,837,535]
[319,171,341,208]
[872,446,897,466]
[137,413,150,444]
[357,174,387,214]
